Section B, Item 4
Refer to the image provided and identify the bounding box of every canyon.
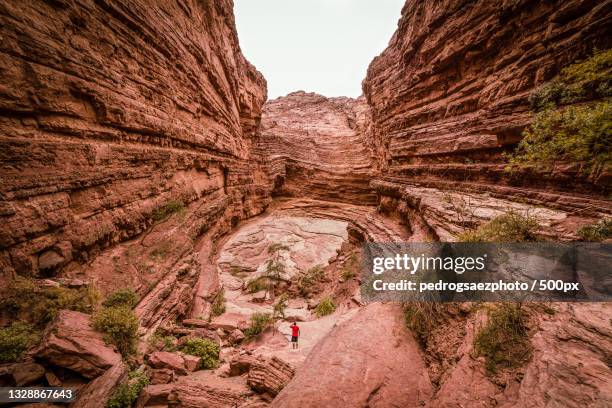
[0,0,610,407]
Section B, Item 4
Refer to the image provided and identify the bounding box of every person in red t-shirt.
[290,322,300,349]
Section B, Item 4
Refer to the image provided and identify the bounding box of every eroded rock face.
[36,310,122,379]
[363,0,612,239]
[258,92,377,204]
[217,215,348,281]
[247,356,295,398]
[0,0,269,280]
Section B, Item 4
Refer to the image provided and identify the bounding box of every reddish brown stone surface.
[257,92,377,205]
[363,0,612,240]
[0,0,269,282]
[36,310,122,379]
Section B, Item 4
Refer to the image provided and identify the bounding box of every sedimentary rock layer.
[257,92,377,205]
[0,0,269,280]
[363,0,612,240]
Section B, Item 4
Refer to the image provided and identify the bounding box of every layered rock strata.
[0,0,269,281]
[363,0,612,240]
[257,92,377,205]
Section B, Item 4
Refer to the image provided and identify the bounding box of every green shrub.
[210,288,226,317]
[295,265,324,296]
[243,313,273,339]
[0,322,40,363]
[179,338,220,369]
[153,200,185,221]
[577,219,612,241]
[106,370,149,408]
[314,296,335,317]
[529,48,612,110]
[341,253,359,281]
[273,293,288,320]
[1,278,98,327]
[507,101,611,176]
[246,276,270,293]
[404,302,447,348]
[93,306,139,356]
[103,289,138,309]
[474,303,532,374]
[147,333,177,352]
[457,211,540,242]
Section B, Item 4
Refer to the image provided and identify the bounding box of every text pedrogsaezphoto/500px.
[0,1,610,407]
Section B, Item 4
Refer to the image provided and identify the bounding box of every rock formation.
[257,92,377,204]
[363,0,612,240]
[0,0,611,407]
[0,0,268,282]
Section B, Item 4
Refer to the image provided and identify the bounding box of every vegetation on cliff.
[475,303,532,374]
[94,289,140,356]
[577,219,612,241]
[314,296,336,317]
[106,369,149,408]
[1,278,99,327]
[457,211,540,242]
[244,312,274,339]
[0,322,40,363]
[508,49,612,178]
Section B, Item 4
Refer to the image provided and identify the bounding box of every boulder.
[271,304,432,407]
[228,329,245,344]
[182,354,200,372]
[182,319,208,328]
[137,372,252,408]
[149,368,175,385]
[71,362,127,408]
[209,313,249,331]
[36,310,121,379]
[229,354,255,377]
[12,362,45,386]
[147,351,187,375]
[247,356,295,397]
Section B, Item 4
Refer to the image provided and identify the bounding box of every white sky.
[234,0,404,100]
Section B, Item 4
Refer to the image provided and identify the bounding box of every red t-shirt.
[291,325,299,336]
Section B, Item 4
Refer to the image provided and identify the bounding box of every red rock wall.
[0,0,269,279]
[258,92,377,205]
[363,0,612,240]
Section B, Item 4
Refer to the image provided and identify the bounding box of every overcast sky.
[234,0,404,100]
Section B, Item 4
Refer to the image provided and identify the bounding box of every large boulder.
[36,310,121,379]
[136,371,253,408]
[72,362,127,408]
[271,303,432,407]
[209,313,249,331]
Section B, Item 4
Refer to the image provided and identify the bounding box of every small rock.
[38,250,65,270]
[229,355,255,377]
[228,329,245,344]
[182,319,208,328]
[149,368,175,385]
[182,354,200,372]
[12,363,45,386]
[45,371,62,387]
